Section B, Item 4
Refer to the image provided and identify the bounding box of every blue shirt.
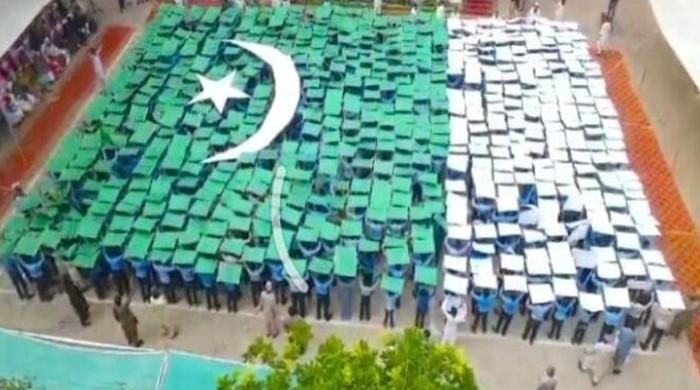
[472,290,497,313]
[501,292,523,315]
[3,256,22,278]
[416,290,431,312]
[19,254,45,278]
[199,273,216,288]
[604,308,625,327]
[554,299,575,321]
[530,303,552,321]
[268,262,285,282]
[153,263,174,284]
[130,259,150,279]
[177,266,196,282]
[313,276,332,296]
[102,249,126,272]
[615,327,636,360]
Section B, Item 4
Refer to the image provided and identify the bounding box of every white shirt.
[650,302,675,330]
[91,53,105,79]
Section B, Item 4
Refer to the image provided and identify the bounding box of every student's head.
[151,289,161,299]
[265,280,273,292]
[546,365,555,378]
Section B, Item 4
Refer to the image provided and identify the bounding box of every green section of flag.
[0,5,448,281]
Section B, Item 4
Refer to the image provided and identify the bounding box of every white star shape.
[189,71,249,113]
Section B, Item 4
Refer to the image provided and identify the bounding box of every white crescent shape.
[203,40,301,164]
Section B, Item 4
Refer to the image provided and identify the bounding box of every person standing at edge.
[89,46,106,89]
[113,293,143,347]
[2,256,31,300]
[640,300,674,351]
[607,0,620,23]
[612,326,636,374]
[62,274,90,326]
[359,271,380,321]
[258,281,279,338]
[536,366,557,390]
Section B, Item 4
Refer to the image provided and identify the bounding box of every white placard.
[504,274,528,292]
[444,273,469,295]
[656,289,686,310]
[444,255,468,273]
[578,292,605,312]
[529,283,556,304]
[552,277,579,297]
[603,286,631,308]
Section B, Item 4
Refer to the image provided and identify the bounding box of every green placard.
[333,245,358,277]
[381,275,405,294]
[309,257,334,275]
[217,262,242,284]
[414,265,438,286]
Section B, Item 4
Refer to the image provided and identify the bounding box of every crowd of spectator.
[0,0,98,129]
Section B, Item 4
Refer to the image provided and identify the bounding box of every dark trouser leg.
[292,292,306,317]
[529,320,541,344]
[37,276,51,301]
[321,295,331,320]
[415,310,426,328]
[113,271,129,295]
[389,310,395,328]
[642,325,664,351]
[185,284,198,306]
[227,290,238,312]
[165,283,177,303]
[316,295,323,319]
[548,319,563,340]
[11,275,29,299]
[572,321,587,344]
[250,281,261,307]
[522,318,533,340]
[206,287,220,310]
[138,278,149,302]
[599,323,613,342]
[481,312,488,333]
[493,311,505,333]
[472,312,482,332]
[78,307,90,326]
[501,314,513,335]
[383,309,390,327]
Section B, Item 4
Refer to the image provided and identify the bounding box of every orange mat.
[0,25,134,216]
[599,50,700,366]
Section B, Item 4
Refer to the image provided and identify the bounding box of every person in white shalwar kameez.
[579,342,614,386]
[442,298,467,344]
[597,18,612,55]
[554,0,565,22]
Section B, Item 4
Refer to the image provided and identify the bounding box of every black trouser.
[548,318,564,340]
[598,323,615,342]
[624,315,641,330]
[471,312,488,333]
[250,281,262,307]
[163,283,176,304]
[226,289,240,313]
[316,294,331,320]
[76,305,90,326]
[383,309,395,328]
[112,270,130,296]
[415,309,427,328]
[36,275,52,301]
[137,277,151,302]
[274,281,287,305]
[493,311,513,335]
[118,0,126,11]
[9,273,30,300]
[572,320,588,344]
[607,0,619,21]
[184,282,199,306]
[359,295,371,321]
[522,318,542,344]
[641,324,665,351]
[205,286,220,310]
[291,292,306,317]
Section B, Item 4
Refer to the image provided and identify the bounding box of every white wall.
[0,0,51,56]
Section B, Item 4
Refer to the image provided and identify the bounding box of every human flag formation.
[0,5,671,308]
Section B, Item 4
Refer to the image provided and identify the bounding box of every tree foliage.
[219,327,478,390]
[0,378,33,390]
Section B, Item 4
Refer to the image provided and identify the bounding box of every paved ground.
[2,1,700,389]
[1,287,699,390]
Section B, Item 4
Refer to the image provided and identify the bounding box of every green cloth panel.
[173,249,197,266]
[217,263,242,284]
[414,265,438,286]
[126,234,153,259]
[194,257,218,274]
[309,257,333,275]
[242,246,265,263]
[381,275,405,294]
[333,245,358,277]
[386,244,410,266]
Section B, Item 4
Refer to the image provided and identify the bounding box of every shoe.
[135,340,144,347]
[612,369,621,375]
